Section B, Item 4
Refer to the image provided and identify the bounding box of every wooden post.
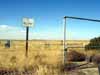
[26,27,29,57]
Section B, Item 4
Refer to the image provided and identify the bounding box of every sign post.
[23,17,34,57]
[26,26,29,57]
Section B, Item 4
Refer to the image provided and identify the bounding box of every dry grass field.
[0,40,99,75]
[0,40,64,75]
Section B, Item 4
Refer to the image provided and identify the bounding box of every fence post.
[63,16,67,64]
[98,64,100,75]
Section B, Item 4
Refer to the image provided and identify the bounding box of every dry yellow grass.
[0,40,99,75]
[0,40,64,69]
[0,40,90,67]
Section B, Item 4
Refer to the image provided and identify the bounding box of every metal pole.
[98,64,100,75]
[26,27,29,57]
[63,16,67,64]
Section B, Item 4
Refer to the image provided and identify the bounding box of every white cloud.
[0,25,8,28]
[0,25,35,40]
[20,30,26,33]
[0,25,17,31]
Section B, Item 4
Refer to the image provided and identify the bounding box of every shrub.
[67,50,86,62]
[91,54,100,64]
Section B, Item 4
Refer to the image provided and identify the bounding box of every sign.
[5,40,10,48]
[23,18,34,27]
[22,17,34,57]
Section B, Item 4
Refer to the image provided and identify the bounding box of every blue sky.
[0,0,100,40]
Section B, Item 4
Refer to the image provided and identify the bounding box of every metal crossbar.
[68,46,100,48]
[64,16,100,22]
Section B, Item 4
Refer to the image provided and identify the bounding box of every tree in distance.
[85,37,100,50]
